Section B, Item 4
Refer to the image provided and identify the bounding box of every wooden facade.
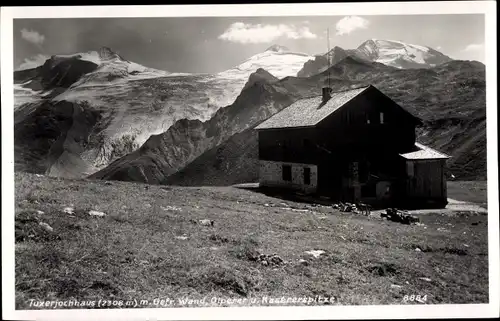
[256,85,450,209]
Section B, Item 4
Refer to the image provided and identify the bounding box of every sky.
[13,14,485,73]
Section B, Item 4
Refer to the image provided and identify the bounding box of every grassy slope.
[15,172,488,308]
[447,181,488,208]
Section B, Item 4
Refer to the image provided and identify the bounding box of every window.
[282,165,292,181]
[359,161,369,183]
[380,112,385,124]
[407,161,414,177]
[351,162,359,180]
[303,167,311,185]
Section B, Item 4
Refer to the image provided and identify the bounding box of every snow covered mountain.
[355,39,453,69]
[297,39,454,77]
[219,45,312,79]
[211,44,313,109]
[14,45,313,178]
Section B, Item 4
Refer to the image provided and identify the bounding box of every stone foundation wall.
[259,160,318,194]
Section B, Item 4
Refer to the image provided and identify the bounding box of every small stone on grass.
[39,222,53,232]
[89,210,106,217]
[199,219,214,226]
[63,207,74,215]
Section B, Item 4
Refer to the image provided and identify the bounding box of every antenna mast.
[327,28,331,88]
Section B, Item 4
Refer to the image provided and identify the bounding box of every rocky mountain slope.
[297,39,454,77]
[14,46,312,178]
[164,57,486,185]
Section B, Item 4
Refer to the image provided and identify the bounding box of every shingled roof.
[399,142,450,160]
[255,85,370,130]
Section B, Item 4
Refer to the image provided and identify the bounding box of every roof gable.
[255,86,370,130]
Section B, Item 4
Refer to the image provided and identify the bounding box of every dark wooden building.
[255,85,450,209]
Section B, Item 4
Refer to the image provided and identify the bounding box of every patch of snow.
[305,250,325,258]
[447,198,468,204]
[14,83,41,94]
[78,51,102,65]
[161,205,182,212]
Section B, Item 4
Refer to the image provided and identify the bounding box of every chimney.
[322,87,332,102]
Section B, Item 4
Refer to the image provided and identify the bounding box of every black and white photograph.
[1,2,498,320]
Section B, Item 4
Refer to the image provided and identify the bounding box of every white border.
[1,2,498,320]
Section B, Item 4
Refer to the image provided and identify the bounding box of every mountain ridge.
[297,39,456,77]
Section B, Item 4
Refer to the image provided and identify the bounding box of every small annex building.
[255,85,450,208]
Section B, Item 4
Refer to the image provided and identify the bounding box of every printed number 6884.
[402,295,427,303]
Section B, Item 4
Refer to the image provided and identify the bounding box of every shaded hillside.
[89,69,297,184]
[418,113,487,180]
[166,127,259,186]
[165,58,486,185]
[14,100,102,177]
